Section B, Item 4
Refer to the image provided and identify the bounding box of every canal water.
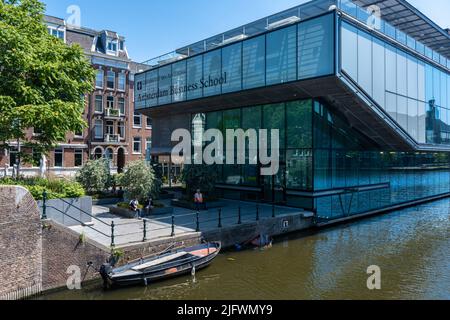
[42,198,450,300]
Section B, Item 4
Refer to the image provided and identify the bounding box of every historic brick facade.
[0,16,151,177]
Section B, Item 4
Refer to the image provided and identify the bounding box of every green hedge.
[0,177,85,200]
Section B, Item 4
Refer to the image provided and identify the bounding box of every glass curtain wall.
[314,100,450,220]
[137,13,335,109]
[341,21,450,146]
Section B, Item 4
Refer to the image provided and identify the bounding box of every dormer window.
[119,40,125,51]
[48,26,65,42]
[107,39,118,55]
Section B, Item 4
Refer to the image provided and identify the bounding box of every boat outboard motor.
[99,263,113,289]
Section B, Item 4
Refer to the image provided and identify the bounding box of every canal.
[42,198,450,300]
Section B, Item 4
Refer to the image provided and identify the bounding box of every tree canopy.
[0,0,95,161]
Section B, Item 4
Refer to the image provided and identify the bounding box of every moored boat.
[100,242,221,288]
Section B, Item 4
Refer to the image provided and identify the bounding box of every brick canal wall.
[0,186,42,300]
[41,220,110,292]
[0,186,110,298]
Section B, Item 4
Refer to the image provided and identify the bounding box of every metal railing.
[41,190,286,247]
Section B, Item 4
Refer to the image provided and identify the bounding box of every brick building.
[0,16,152,177]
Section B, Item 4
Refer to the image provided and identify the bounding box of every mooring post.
[256,204,260,221]
[111,221,115,248]
[196,211,200,232]
[143,219,147,242]
[218,209,222,228]
[238,206,242,225]
[42,190,48,220]
[171,215,175,237]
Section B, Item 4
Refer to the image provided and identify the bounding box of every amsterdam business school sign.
[136,70,227,103]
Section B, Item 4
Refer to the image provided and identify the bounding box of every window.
[222,42,242,93]
[118,122,125,139]
[172,61,187,102]
[203,49,222,97]
[298,14,334,80]
[106,96,114,109]
[242,35,266,89]
[118,73,126,91]
[74,150,83,167]
[74,129,83,137]
[158,65,172,105]
[107,71,115,89]
[187,56,203,100]
[95,95,103,113]
[9,147,18,167]
[106,121,114,135]
[134,112,142,127]
[146,117,152,129]
[54,149,63,167]
[95,70,104,88]
[94,120,103,139]
[266,25,297,85]
[48,27,65,40]
[107,40,118,53]
[133,137,142,154]
[119,41,124,51]
[118,97,125,115]
[105,148,114,162]
[93,148,103,160]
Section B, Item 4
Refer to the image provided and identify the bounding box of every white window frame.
[94,120,103,139]
[54,148,64,168]
[133,112,142,128]
[48,25,66,42]
[107,39,118,56]
[106,96,115,109]
[146,117,152,129]
[118,97,126,116]
[133,137,142,154]
[94,95,103,113]
[74,149,84,167]
[118,72,126,91]
[118,121,125,140]
[95,69,104,89]
[107,70,115,89]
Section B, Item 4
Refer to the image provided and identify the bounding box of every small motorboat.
[100,242,221,288]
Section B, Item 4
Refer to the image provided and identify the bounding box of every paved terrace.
[70,200,304,248]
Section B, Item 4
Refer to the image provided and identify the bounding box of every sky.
[41,0,450,63]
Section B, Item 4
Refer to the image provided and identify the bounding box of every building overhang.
[353,0,450,58]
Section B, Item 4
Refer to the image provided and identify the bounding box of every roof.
[354,0,450,58]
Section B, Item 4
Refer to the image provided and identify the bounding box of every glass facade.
[194,98,450,219]
[341,21,450,146]
[135,13,335,108]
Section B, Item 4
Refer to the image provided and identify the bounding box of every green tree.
[119,160,160,202]
[76,159,111,194]
[181,164,219,200]
[0,0,95,169]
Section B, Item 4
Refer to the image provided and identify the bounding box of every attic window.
[107,39,118,53]
[119,40,124,51]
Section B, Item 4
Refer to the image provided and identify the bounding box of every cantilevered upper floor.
[134,0,449,151]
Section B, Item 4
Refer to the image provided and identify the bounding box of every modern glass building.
[135,0,450,221]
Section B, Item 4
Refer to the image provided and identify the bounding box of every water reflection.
[42,199,450,300]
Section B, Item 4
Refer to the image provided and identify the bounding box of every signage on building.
[136,71,227,105]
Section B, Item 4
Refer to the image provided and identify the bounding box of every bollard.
[143,219,147,242]
[196,211,200,232]
[171,215,175,237]
[42,190,48,220]
[256,204,260,221]
[111,221,115,248]
[238,207,242,225]
[218,209,222,228]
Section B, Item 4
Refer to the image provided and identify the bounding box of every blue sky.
[41,0,450,63]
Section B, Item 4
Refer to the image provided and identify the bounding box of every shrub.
[0,177,85,200]
[76,158,111,194]
[119,160,160,203]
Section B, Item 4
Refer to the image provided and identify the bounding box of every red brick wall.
[0,186,42,298]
